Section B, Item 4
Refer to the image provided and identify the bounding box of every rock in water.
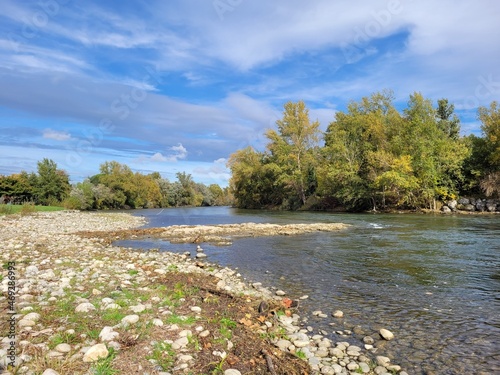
[379,328,394,341]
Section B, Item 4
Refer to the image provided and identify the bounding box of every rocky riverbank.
[1,211,406,375]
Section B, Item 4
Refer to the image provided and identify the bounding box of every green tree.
[436,98,460,140]
[35,158,70,205]
[265,101,321,207]
[228,147,286,208]
[477,101,500,197]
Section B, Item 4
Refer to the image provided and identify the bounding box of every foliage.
[1,159,231,210]
[229,93,495,211]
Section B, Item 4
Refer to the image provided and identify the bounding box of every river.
[117,206,500,375]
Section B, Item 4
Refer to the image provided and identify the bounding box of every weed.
[167,264,179,272]
[188,334,201,351]
[165,314,196,326]
[48,331,78,349]
[90,347,117,375]
[0,204,14,215]
[147,341,175,371]
[295,349,307,360]
[128,269,139,276]
[102,310,126,325]
[20,202,37,216]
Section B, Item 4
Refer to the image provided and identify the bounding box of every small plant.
[48,331,78,349]
[295,349,307,360]
[102,310,126,325]
[165,314,196,326]
[128,269,139,276]
[167,264,179,272]
[90,347,117,375]
[20,202,37,216]
[0,204,14,215]
[188,334,201,351]
[147,342,175,370]
[218,317,236,341]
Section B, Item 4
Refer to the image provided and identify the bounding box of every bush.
[20,202,36,216]
[62,196,83,210]
[0,205,14,215]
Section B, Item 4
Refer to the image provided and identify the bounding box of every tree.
[228,147,286,208]
[265,101,321,207]
[436,98,460,140]
[477,102,500,197]
[35,158,70,205]
[320,91,399,210]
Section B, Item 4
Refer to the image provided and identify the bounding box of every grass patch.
[165,314,196,326]
[0,204,65,215]
[146,342,176,371]
[90,347,117,375]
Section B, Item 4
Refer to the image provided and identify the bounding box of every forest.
[228,91,499,211]
[0,159,232,210]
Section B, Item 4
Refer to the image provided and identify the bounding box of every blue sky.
[1,0,499,186]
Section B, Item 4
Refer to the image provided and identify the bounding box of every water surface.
[120,207,500,374]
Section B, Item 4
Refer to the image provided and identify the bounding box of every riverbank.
[1,211,406,375]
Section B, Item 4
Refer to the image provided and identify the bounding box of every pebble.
[332,310,344,318]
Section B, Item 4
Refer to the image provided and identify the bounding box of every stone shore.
[0,211,406,375]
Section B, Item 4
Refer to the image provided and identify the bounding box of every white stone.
[178,354,193,363]
[18,319,36,328]
[129,304,146,313]
[54,343,71,353]
[293,340,309,348]
[83,344,108,362]
[224,369,241,375]
[152,318,164,326]
[121,315,139,325]
[376,355,391,367]
[190,306,202,313]
[23,312,41,321]
[99,327,119,342]
[275,290,286,296]
[332,310,344,318]
[379,328,394,341]
[42,369,60,375]
[75,302,96,313]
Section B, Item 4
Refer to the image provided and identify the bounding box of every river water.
[118,207,500,374]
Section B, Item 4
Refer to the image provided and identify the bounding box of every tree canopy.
[228,93,498,211]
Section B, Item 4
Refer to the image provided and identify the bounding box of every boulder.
[447,199,457,210]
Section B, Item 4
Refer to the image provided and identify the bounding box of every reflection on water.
[120,207,500,374]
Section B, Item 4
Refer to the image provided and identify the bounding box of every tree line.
[228,91,500,211]
[0,159,232,210]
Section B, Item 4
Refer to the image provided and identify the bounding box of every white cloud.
[137,144,188,164]
[43,128,71,141]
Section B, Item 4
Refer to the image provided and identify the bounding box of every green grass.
[90,347,117,375]
[295,349,307,360]
[0,204,65,215]
[165,314,196,326]
[146,342,176,371]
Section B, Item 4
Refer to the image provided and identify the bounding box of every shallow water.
[119,207,500,374]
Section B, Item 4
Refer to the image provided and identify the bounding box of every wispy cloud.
[43,128,71,141]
